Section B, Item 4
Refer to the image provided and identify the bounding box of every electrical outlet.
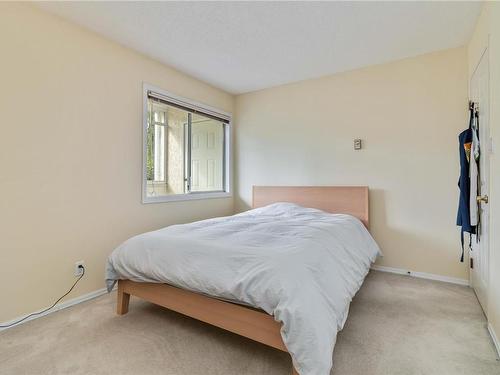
[74,261,85,277]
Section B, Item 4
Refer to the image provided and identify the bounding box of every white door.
[469,48,490,313]
[190,119,224,192]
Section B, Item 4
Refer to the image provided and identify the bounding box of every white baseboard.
[0,286,114,332]
[488,323,500,359]
[371,265,470,286]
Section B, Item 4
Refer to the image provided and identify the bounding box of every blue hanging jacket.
[456,107,476,262]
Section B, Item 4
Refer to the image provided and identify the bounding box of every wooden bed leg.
[116,280,130,315]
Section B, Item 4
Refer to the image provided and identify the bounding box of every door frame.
[469,44,491,314]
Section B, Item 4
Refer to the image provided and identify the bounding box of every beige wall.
[0,3,234,322]
[468,2,500,350]
[235,47,469,281]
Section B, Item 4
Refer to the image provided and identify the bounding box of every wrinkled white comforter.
[105,203,381,375]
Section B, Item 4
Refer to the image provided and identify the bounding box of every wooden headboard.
[252,186,369,228]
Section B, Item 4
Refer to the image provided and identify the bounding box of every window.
[143,84,231,203]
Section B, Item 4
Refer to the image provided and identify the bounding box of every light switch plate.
[354,139,362,150]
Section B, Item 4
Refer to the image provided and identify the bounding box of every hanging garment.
[469,110,480,227]
[456,106,476,262]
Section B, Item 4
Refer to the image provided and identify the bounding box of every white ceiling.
[36,1,482,94]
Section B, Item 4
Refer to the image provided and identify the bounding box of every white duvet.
[105,203,381,375]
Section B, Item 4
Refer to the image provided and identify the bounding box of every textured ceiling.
[36,1,482,94]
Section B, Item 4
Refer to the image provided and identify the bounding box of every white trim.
[143,191,232,203]
[144,83,232,120]
[0,287,114,332]
[142,83,233,204]
[488,323,500,359]
[371,265,470,286]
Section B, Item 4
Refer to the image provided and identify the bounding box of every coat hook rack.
[469,100,479,113]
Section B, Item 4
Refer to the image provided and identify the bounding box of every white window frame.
[142,83,232,204]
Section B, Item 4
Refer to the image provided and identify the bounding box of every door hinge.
[470,257,474,269]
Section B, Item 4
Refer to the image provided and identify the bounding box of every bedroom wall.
[235,47,469,281]
[467,1,500,352]
[0,3,234,323]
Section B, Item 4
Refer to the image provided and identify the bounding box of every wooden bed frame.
[116,186,369,375]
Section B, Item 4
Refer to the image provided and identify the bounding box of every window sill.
[142,191,232,204]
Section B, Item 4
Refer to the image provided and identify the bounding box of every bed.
[105,186,380,375]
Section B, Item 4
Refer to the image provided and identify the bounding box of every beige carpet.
[1,271,499,375]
